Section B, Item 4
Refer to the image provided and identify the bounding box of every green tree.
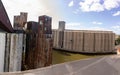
[115,36,120,45]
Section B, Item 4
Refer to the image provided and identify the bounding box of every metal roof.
[0,0,13,32]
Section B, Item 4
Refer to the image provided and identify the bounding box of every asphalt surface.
[0,55,120,75]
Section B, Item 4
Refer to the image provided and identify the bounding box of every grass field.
[52,50,114,64]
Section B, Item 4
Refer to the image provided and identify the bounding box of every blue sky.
[2,0,120,34]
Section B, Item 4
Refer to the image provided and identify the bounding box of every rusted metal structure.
[3,12,28,72]
[13,12,27,31]
[37,15,52,67]
[0,0,13,32]
[25,21,39,69]
[0,0,53,71]
[25,15,52,69]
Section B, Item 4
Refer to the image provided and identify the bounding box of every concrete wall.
[58,21,65,31]
[53,30,115,53]
[0,33,6,72]
[84,32,94,52]
[94,32,101,52]
[9,34,23,72]
[0,32,24,72]
[4,33,11,72]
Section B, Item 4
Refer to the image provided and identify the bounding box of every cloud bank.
[79,0,120,12]
[92,21,103,25]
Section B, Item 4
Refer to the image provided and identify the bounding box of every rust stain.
[24,16,52,70]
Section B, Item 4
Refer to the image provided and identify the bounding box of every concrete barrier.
[0,55,120,75]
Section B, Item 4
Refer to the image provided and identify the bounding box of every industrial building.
[53,21,115,53]
[0,0,117,74]
[0,0,53,72]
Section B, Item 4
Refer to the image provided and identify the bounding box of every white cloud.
[90,3,104,12]
[88,27,108,30]
[79,0,104,12]
[66,22,107,31]
[92,21,103,25]
[73,9,80,14]
[73,11,78,14]
[1,0,64,29]
[79,0,120,12]
[2,0,44,23]
[112,25,120,29]
[66,22,82,29]
[111,25,120,34]
[66,22,81,27]
[66,22,117,34]
[68,1,74,7]
[103,0,120,10]
[113,11,120,16]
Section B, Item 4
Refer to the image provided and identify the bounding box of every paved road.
[0,55,120,75]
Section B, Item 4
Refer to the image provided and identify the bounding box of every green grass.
[52,50,113,64]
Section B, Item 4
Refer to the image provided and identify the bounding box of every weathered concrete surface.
[0,55,120,75]
[53,30,115,53]
[9,34,23,72]
[4,33,11,72]
[0,33,5,72]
